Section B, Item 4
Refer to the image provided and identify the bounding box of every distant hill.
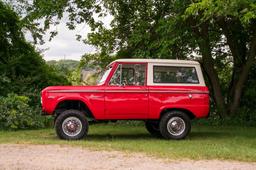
[47,60,80,72]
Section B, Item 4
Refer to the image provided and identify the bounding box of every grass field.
[0,123,256,162]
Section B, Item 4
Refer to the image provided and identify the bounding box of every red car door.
[104,63,148,119]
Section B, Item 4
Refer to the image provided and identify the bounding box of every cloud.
[37,21,96,61]
[25,13,113,61]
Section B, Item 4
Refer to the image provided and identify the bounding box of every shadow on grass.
[87,130,256,141]
[38,126,255,141]
[87,133,154,141]
[40,131,255,143]
[85,131,231,141]
[190,131,231,139]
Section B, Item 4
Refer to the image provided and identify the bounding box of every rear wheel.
[159,111,191,140]
[55,110,88,140]
[145,120,162,137]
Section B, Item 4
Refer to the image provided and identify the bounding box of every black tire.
[159,111,191,140]
[145,120,162,137]
[55,109,89,140]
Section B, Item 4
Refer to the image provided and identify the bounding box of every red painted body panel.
[41,86,105,120]
[104,86,148,119]
[41,61,209,120]
[148,86,209,119]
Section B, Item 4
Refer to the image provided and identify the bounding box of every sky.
[32,21,96,61]
[38,23,96,61]
[26,14,113,61]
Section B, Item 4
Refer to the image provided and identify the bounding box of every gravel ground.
[0,144,256,170]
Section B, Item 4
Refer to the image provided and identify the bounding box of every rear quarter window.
[153,66,199,84]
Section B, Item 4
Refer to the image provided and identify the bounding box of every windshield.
[97,66,112,85]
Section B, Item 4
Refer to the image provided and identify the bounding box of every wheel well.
[160,108,195,120]
[54,100,94,119]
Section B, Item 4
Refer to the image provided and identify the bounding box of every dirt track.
[0,144,256,170]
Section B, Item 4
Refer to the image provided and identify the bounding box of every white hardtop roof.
[112,59,200,65]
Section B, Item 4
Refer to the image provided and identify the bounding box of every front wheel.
[55,110,89,140]
[159,111,191,140]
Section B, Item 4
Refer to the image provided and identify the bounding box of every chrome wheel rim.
[62,117,82,137]
[167,117,185,136]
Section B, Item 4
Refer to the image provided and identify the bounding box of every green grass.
[0,124,256,162]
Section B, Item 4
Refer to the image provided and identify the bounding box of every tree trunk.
[200,44,227,117]
[193,23,228,117]
[228,33,256,114]
[216,18,247,109]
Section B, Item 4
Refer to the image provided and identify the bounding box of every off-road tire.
[55,109,88,140]
[159,111,191,140]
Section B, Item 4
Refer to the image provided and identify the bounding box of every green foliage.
[197,64,256,126]
[47,59,79,85]
[195,111,256,127]
[80,53,116,69]
[0,1,69,97]
[78,53,117,85]
[4,1,256,120]
[47,59,79,77]
[182,0,256,116]
[239,64,256,119]
[83,0,256,117]
[0,42,69,97]
[0,2,68,130]
[86,0,190,59]
[0,1,24,64]
[1,2,68,87]
[0,94,44,130]
[67,68,82,85]
[184,0,256,25]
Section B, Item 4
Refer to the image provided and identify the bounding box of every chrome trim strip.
[149,90,209,94]
[106,90,148,93]
[48,90,103,93]
[48,89,208,94]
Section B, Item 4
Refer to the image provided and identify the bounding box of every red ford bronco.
[41,59,209,140]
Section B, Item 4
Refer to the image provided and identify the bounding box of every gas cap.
[188,94,193,99]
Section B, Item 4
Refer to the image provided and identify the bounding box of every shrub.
[194,109,256,127]
[0,93,45,130]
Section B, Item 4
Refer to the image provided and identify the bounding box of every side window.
[153,66,199,84]
[109,64,146,86]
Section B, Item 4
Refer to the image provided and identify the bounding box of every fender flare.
[159,105,195,119]
[53,96,93,114]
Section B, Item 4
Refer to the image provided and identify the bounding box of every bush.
[0,93,45,130]
[194,109,256,127]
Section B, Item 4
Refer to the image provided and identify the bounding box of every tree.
[88,0,256,116]
[47,59,79,77]
[183,0,256,116]
[0,1,69,97]
[9,0,256,116]
[0,1,24,66]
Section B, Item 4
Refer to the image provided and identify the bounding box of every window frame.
[148,63,205,86]
[152,65,199,84]
[108,64,122,86]
[108,62,148,87]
